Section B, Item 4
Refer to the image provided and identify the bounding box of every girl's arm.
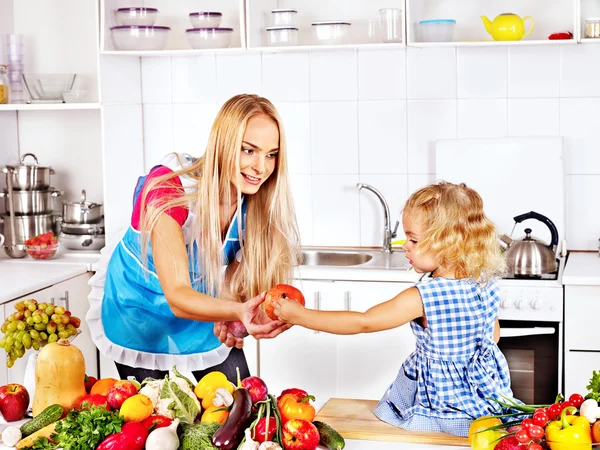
[494,319,501,343]
[151,211,282,337]
[273,287,424,335]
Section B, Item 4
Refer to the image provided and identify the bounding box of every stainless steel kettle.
[499,211,559,276]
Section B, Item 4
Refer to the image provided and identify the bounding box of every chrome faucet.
[356,183,399,253]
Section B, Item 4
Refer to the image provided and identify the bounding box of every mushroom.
[580,399,600,424]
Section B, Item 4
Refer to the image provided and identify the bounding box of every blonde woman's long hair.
[404,181,505,282]
[139,94,301,302]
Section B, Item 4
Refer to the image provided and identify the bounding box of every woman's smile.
[242,173,262,185]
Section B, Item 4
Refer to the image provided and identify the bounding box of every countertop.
[0,250,101,303]
[562,252,600,285]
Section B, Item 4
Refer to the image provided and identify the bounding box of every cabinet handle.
[58,291,70,311]
[314,292,321,334]
[344,291,351,310]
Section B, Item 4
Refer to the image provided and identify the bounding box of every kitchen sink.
[299,247,413,270]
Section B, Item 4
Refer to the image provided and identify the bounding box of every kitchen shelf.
[580,38,600,43]
[407,39,578,47]
[100,48,249,57]
[0,103,101,111]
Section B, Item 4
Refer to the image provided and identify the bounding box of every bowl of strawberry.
[25,232,60,260]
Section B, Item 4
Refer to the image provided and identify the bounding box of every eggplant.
[212,386,252,449]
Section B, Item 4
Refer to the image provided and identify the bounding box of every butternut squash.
[32,339,86,416]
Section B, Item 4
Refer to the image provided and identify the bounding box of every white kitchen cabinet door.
[564,351,600,398]
[258,279,343,412]
[334,281,417,400]
[565,286,600,351]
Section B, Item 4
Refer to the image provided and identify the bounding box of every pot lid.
[63,189,103,208]
[61,221,105,235]
[4,153,52,171]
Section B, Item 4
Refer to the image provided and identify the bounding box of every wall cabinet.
[258,278,415,411]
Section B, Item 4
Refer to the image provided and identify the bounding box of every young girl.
[274,181,513,437]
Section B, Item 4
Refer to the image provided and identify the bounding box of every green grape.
[66,324,77,333]
[26,317,35,326]
[6,322,17,332]
[14,347,24,358]
[16,331,26,341]
[14,311,24,321]
[48,334,58,344]
[32,341,40,351]
[16,321,26,331]
[22,334,32,349]
[24,310,32,319]
[57,324,66,332]
[1,323,7,334]
[41,313,49,324]
[6,359,14,368]
[29,330,40,340]
[27,304,37,312]
[38,303,48,310]
[57,331,69,339]
[15,302,26,312]
[55,306,66,315]
[6,315,14,322]
[13,341,23,350]
[46,322,57,334]
[51,314,60,323]
[34,323,46,332]
[0,337,6,349]
[39,332,48,341]
[44,305,55,316]
[32,314,42,324]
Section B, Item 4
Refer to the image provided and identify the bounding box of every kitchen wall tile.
[408,173,436,196]
[100,56,141,104]
[508,99,560,137]
[275,102,311,175]
[172,103,220,158]
[171,55,218,104]
[216,54,262,104]
[143,104,174,171]
[560,98,600,174]
[509,46,560,98]
[407,100,457,173]
[311,174,360,246]
[561,45,600,98]
[102,104,144,239]
[358,100,407,174]
[457,99,508,138]
[407,47,456,99]
[457,47,507,99]
[310,50,358,101]
[310,102,358,174]
[358,48,406,100]
[566,175,600,250]
[357,174,408,247]
[289,174,313,244]
[141,57,172,103]
[262,52,310,102]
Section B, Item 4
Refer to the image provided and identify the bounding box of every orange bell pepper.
[277,390,316,424]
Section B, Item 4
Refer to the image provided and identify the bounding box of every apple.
[241,376,268,404]
[0,383,30,422]
[494,435,526,450]
[106,380,138,410]
[76,393,110,411]
[263,284,305,320]
[281,418,320,450]
[227,320,249,338]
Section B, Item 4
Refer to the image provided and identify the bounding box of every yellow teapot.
[481,13,534,41]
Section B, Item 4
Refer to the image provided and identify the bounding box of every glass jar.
[585,18,600,38]
[0,65,9,104]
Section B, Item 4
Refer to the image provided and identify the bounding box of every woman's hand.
[273,298,306,325]
[241,292,292,339]
[214,322,244,349]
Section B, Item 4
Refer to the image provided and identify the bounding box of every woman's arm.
[274,287,424,335]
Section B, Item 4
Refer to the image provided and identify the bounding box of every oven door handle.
[500,327,556,338]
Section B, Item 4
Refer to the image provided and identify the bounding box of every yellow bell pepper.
[468,416,507,450]
[194,371,234,409]
[545,406,592,450]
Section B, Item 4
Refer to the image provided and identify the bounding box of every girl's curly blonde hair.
[403,181,505,282]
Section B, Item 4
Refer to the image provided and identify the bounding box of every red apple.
[263,284,305,320]
[226,320,249,338]
[76,393,110,411]
[0,383,30,422]
[241,376,268,404]
[494,435,526,450]
[106,380,137,410]
[281,418,320,450]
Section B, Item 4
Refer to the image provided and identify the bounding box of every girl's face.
[402,211,441,275]
[236,113,279,195]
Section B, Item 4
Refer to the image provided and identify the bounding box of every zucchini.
[20,404,63,437]
[314,420,345,450]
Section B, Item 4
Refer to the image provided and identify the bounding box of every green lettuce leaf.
[160,378,200,424]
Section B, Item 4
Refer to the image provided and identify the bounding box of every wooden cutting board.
[314,398,470,446]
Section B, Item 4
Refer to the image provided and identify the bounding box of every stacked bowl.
[111,7,170,51]
[186,12,233,49]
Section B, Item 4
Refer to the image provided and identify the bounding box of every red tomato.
[141,415,172,431]
[532,409,549,427]
[521,418,534,431]
[515,428,530,444]
[547,403,562,420]
[528,424,544,440]
[568,393,585,408]
[528,443,543,450]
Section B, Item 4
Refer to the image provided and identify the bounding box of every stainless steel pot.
[0,189,61,215]
[58,232,105,251]
[3,153,55,191]
[60,221,104,236]
[62,189,103,224]
[1,213,57,246]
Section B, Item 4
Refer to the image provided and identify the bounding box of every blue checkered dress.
[374,277,513,437]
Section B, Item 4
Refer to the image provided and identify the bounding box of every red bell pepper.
[251,416,277,443]
[84,374,98,393]
[277,388,309,402]
[141,415,173,431]
[96,422,149,450]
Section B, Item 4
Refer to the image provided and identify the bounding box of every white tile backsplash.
[127,46,600,250]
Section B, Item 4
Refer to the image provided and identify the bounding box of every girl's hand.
[273,298,305,324]
[213,322,244,349]
[241,292,287,338]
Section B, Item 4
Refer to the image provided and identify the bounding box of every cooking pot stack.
[1,153,60,258]
[58,189,105,251]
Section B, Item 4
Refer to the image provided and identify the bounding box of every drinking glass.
[379,8,403,43]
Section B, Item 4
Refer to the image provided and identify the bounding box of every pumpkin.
[32,339,86,416]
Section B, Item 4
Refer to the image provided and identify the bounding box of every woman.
[86,94,301,382]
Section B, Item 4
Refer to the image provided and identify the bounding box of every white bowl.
[111,25,170,51]
[266,26,298,46]
[189,12,222,29]
[186,28,233,49]
[270,9,298,27]
[418,19,456,42]
[312,21,351,45]
[115,7,158,26]
[62,89,88,103]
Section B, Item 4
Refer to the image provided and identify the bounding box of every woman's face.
[236,113,280,195]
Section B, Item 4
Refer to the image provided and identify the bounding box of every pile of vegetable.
[469,370,600,449]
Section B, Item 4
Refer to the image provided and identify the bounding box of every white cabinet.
[565,351,600,397]
[258,278,416,411]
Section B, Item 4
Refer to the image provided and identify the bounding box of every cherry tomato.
[515,428,531,444]
[569,393,585,408]
[548,403,562,420]
[521,418,535,431]
[532,409,549,427]
[528,443,543,450]
[560,400,574,414]
[529,425,544,440]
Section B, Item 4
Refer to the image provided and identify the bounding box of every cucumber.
[20,404,64,437]
[314,420,345,450]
